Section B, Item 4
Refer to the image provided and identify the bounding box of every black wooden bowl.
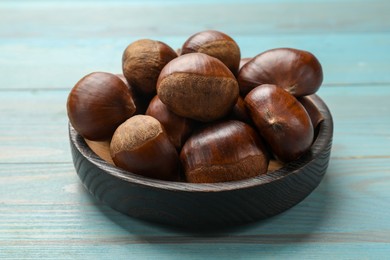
[69,94,333,228]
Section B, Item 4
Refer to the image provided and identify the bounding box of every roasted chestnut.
[157,53,239,122]
[146,95,193,150]
[227,96,252,124]
[181,30,241,75]
[116,74,150,115]
[110,115,180,181]
[245,84,314,162]
[298,95,325,131]
[181,120,269,183]
[238,48,323,97]
[239,57,252,71]
[67,72,136,141]
[122,39,177,96]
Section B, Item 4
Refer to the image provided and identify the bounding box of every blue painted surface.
[1,0,390,259]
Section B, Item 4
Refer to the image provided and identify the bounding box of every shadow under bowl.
[69,94,333,228]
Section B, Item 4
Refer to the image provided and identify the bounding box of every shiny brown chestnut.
[245,84,314,162]
[227,96,252,124]
[116,74,150,115]
[239,57,252,71]
[181,30,241,75]
[238,48,323,97]
[122,39,177,96]
[298,95,325,131]
[180,120,269,183]
[110,115,180,181]
[146,95,193,150]
[67,72,136,141]
[157,53,239,122]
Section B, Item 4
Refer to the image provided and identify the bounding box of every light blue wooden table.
[1,0,390,259]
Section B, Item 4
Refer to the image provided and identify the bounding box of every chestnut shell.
[181,120,269,183]
[110,115,179,181]
[181,30,241,75]
[67,72,136,141]
[245,84,314,162]
[122,39,177,96]
[157,53,239,122]
[238,48,323,97]
[146,95,193,150]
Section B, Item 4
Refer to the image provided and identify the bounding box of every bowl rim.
[69,94,333,193]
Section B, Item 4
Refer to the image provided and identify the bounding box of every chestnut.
[298,95,325,131]
[239,57,252,71]
[227,96,252,124]
[245,84,314,162]
[238,48,323,97]
[157,53,239,122]
[180,120,269,183]
[116,74,150,115]
[110,115,180,181]
[122,39,177,96]
[146,95,193,150]
[67,72,136,141]
[181,30,241,75]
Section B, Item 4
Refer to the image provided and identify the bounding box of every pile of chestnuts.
[67,30,324,183]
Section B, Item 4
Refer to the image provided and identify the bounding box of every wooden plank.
[0,85,389,163]
[1,33,389,89]
[1,0,389,39]
[0,157,389,258]
[0,90,70,163]
[317,86,390,160]
[1,1,389,89]
[1,244,390,259]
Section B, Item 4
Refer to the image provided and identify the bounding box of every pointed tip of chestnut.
[180,120,269,183]
[181,30,241,75]
[67,72,136,141]
[110,115,180,181]
[238,48,323,97]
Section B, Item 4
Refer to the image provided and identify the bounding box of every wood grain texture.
[1,158,390,259]
[1,34,390,89]
[1,0,389,38]
[1,0,390,258]
[1,0,390,90]
[0,90,70,163]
